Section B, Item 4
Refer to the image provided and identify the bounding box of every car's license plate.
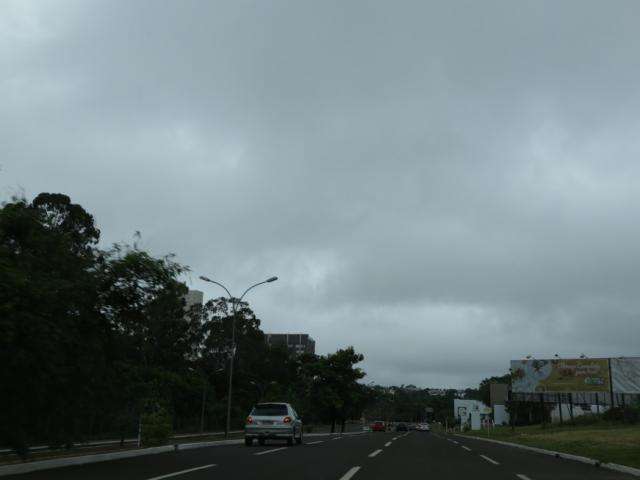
[261,420,274,425]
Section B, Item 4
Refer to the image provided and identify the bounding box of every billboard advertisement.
[510,358,610,393]
[611,357,640,394]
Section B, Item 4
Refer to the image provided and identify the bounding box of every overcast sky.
[3,0,640,388]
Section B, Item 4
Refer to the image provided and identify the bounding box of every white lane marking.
[307,440,324,445]
[450,440,459,444]
[145,464,216,480]
[516,475,532,480]
[254,447,288,456]
[339,466,361,480]
[333,436,343,440]
[368,449,383,458]
[392,437,398,440]
[384,441,392,447]
[461,446,472,451]
[480,454,500,465]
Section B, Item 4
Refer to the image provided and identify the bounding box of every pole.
[539,393,545,428]
[199,275,277,439]
[608,358,615,409]
[225,300,238,438]
[200,382,207,433]
[568,393,574,423]
[595,392,600,415]
[557,393,563,425]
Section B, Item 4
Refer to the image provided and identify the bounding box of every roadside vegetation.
[461,411,640,469]
[0,193,370,459]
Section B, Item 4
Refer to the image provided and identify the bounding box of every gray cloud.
[3,0,640,387]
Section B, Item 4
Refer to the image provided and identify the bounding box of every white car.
[416,423,431,432]
[244,402,303,446]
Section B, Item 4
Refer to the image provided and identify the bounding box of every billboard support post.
[621,393,626,408]
[539,393,545,428]
[595,392,600,415]
[508,390,515,432]
[557,393,563,425]
[608,358,615,408]
[568,393,574,422]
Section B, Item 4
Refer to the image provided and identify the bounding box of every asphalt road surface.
[4,431,636,480]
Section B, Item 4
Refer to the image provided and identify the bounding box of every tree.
[478,373,511,407]
[0,194,104,452]
[297,347,366,432]
[1,191,377,453]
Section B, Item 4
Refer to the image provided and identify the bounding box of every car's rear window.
[251,404,288,416]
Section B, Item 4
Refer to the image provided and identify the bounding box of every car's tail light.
[283,416,292,423]
[246,416,253,424]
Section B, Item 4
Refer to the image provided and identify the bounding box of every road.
[3,431,636,480]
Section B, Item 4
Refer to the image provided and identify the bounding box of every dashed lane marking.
[516,475,532,480]
[480,455,500,465]
[461,446,472,451]
[339,466,362,480]
[307,441,324,445]
[254,447,288,456]
[384,441,392,447]
[368,449,383,458]
[145,464,216,480]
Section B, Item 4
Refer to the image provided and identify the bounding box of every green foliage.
[567,413,604,426]
[477,373,511,406]
[1,191,372,454]
[141,408,173,446]
[603,407,640,425]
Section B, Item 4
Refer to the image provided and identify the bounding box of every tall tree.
[0,194,103,451]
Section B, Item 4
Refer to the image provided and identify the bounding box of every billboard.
[510,358,610,393]
[611,357,640,394]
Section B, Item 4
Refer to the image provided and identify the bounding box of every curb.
[0,445,175,477]
[453,434,640,477]
[0,431,368,476]
[0,439,242,477]
[0,431,244,455]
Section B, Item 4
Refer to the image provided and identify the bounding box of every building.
[453,399,491,430]
[183,290,204,311]
[265,333,316,355]
[427,388,446,397]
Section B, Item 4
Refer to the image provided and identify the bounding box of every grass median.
[460,423,640,469]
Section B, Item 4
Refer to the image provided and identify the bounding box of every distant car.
[416,423,431,432]
[371,420,386,432]
[244,402,303,446]
[395,423,408,432]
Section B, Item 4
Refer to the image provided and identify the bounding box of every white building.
[453,399,492,430]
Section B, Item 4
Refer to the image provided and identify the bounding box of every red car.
[371,420,386,432]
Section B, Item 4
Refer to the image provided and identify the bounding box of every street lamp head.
[266,276,278,283]
[199,275,212,282]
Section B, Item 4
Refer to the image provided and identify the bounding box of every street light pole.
[200,275,277,438]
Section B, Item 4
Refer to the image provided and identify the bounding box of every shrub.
[622,407,639,424]
[602,407,640,425]
[141,408,172,446]
[568,414,603,426]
